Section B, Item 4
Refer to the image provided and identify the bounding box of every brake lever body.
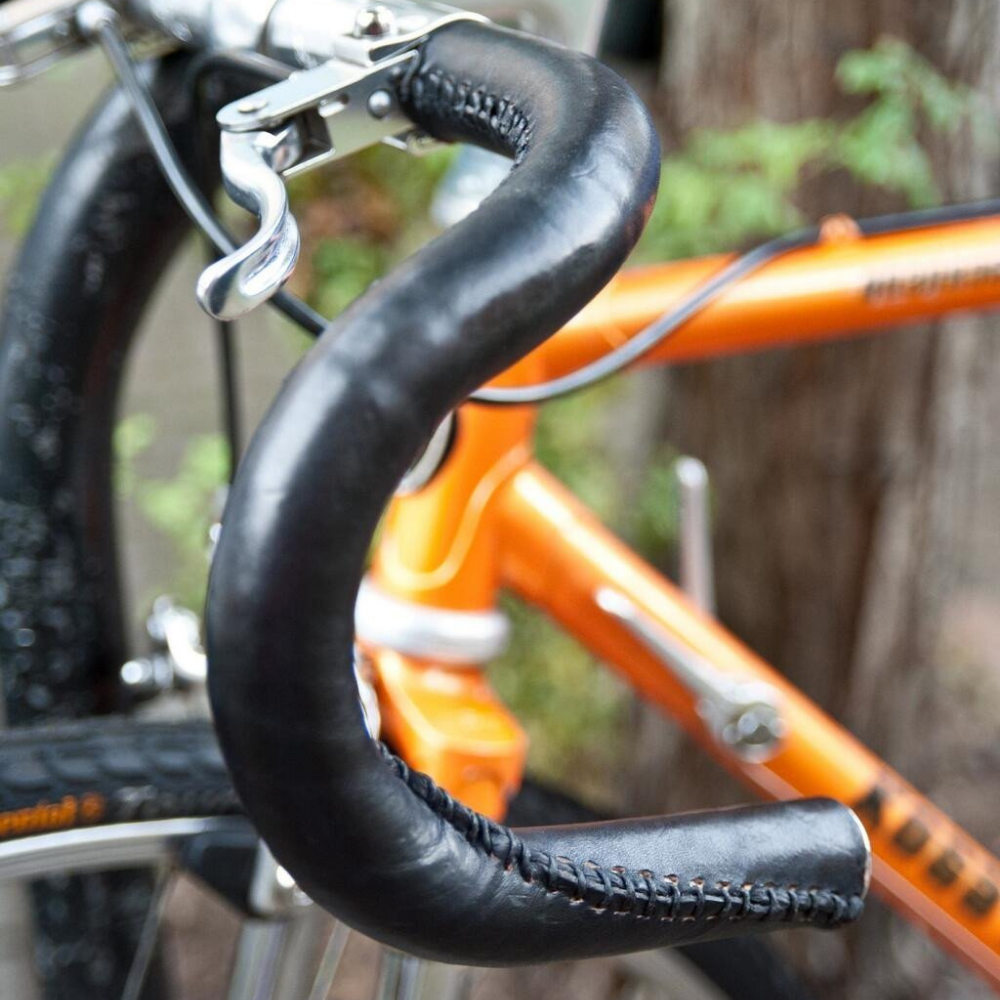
[198,2,485,320]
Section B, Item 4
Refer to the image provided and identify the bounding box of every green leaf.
[309,237,389,318]
[0,155,56,238]
[114,413,157,462]
[182,435,230,488]
[113,413,158,498]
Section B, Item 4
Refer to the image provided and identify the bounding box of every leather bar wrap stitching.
[206,22,869,964]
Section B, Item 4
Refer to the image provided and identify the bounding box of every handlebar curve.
[206,21,868,965]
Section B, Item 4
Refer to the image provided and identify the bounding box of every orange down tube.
[497,462,1000,993]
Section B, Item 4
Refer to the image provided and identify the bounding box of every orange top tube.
[522,212,1000,380]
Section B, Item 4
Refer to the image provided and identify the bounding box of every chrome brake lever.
[198,2,486,321]
[197,125,303,320]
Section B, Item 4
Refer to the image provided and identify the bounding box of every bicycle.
[3,0,994,997]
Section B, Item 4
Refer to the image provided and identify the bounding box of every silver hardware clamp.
[596,457,786,762]
[596,587,787,762]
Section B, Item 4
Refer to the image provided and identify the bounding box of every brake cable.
[77,3,1000,408]
[470,196,1000,405]
[470,229,818,405]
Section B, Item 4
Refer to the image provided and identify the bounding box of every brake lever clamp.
[199,1,487,321]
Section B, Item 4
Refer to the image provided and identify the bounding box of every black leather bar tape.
[206,21,869,965]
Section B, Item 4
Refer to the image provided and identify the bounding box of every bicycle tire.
[0,718,812,1000]
[0,717,240,998]
[0,719,239,840]
[0,53,260,1000]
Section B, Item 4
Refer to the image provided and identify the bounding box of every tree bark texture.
[622,2,1000,998]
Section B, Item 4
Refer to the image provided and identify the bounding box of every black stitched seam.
[378,746,863,929]
[395,55,534,165]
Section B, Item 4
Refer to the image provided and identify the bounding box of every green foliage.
[489,597,630,801]
[287,144,458,326]
[352,143,458,225]
[115,416,229,611]
[629,445,685,556]
[137,435,229,556]
[309,237,388,319]
[0,155,54,238]
[635,36,990,262]
[834,38,994,205]
[534,383,621,518]
[837,36,980,129]
[113,413,158,497]
[533,387,682,555]
[638,121,832,261]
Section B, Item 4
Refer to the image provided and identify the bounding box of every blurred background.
[2,0,1000,998]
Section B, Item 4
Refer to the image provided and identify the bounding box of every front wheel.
[0,718,813,1000]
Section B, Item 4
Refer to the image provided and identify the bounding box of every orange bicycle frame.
[366,209,1000,990]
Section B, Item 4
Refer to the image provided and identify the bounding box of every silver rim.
[0,817,737,1000]
[0,817,251,882]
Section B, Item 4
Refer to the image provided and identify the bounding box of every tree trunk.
[623,2,1000,998]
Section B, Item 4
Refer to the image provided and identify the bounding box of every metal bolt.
[75,1,117,39]
[120,656,174,699]
[237,97,269,115]
[354,5,396,38]
[719,702,786,760]
[367,89,394,119]
[121,658,154,689]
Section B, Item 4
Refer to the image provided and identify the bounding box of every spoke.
[375,950,425,1000]
[120,868,173,1000]
[226,921,289,1000]
[616,951,730,1000]
[374,946,472,1000]
[305,921,351,1000]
